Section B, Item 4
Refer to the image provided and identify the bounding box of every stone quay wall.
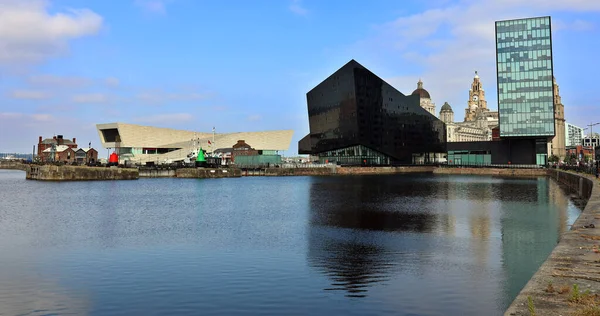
[26,165,139,181]
[505,170,600,316]
[175,168,242,178]
[253,166,435,177]
[0,161,26,171]
[336,166,435,175]
[433,167,548,176]
[139,169,177,178]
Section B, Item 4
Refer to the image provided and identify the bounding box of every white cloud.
[0,0,103,66]
[0,111,97,153]
[71,93,109,104]
[135,0,169,14]
[9,89,51,100]
[0,111,53,122]
[105,77,120,87]
[31,113,53,121]
[247,114,262,122]
[0,112,24,119]
[289,0,308,16]
[361,0,600,115]
[133,113,194,124]
[28,74,91,87]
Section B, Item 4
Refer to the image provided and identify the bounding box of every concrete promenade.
[505,170,600,316]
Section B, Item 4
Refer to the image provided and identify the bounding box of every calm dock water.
[0,170,581,315]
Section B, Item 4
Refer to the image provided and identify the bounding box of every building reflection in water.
[304,173,581,310]
[500,177,577,308]
[306,175,440,297]
[0,262,90,315]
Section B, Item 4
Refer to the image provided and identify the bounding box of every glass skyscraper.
[495,16,554,138]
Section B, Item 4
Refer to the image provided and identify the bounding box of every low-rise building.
[566,145,593,162]
[42,145,75,163]
[74,148,98,164]
[583,135,600,148]
[37,135,78,162]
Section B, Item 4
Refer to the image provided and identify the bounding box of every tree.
[548,155,560,163]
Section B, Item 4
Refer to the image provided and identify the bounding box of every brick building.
[42,145,75,163]
[232,140,258,157]
[38,135,78,161]
[74,148,99,164]
[566,145,593,161]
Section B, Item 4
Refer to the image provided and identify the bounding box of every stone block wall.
[26,165,138,181]
[433,167,547,176]
[175,168,241,178]
[336,166,435,175]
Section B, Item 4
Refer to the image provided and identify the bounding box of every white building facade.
[565,123,584,147]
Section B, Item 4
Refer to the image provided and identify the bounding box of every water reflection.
[0,171,584,316]
[499,177,575,308]
[307,175,441,298]
[0,258,90,315]
[306,174,580,307]
[308,175,439,233]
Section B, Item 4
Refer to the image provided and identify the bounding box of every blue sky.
[1,0,599,155]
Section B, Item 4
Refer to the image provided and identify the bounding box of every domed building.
[412,79,436,115]
[439,102,454,124]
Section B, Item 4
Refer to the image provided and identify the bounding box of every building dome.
[440,102,453,112]
[411,79,431,99]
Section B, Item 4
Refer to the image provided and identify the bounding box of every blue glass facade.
[496,16,554,138]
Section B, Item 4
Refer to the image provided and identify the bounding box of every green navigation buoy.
[196,148,206,162]
[195,147,206,167]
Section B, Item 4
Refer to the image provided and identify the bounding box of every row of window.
[498,70,552,81]
[499,106,554,115]
[499,96,553,104]
[499,123,554,134]
[498,62,551,73]
[500,113,554,121]
[497,38,551,50]
[497,45,552,54]
[496,28,551,41]
[499,81,553,91]
[497,50,551,61]
[496,17,550,30]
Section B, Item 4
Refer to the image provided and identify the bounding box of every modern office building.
[565,123,584,147]
[298,59,446,165]
[496,16,555,164]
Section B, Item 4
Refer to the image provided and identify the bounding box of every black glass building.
[298,60,446,165]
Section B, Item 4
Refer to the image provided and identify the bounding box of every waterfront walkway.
[506,171,600,316]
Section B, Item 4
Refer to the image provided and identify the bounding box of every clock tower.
[465,71,487,122]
